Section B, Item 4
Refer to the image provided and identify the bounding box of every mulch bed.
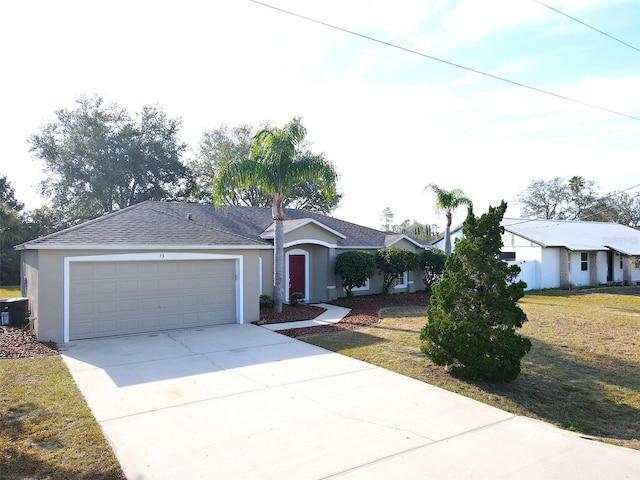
[0,291,431,357]
[0,325,58,359]
[277,291,431,338]
[254,304,327,324]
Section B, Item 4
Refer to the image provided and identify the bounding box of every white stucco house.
[432,218,640,290]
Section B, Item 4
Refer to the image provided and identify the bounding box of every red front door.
[289,255,306,299]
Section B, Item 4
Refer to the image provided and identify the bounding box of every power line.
[250,1,640,122]
[533,0,640,53]
[579,184,640,222]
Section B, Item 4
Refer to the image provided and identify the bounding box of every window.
[581,252,588,271]
[499,251,516,261]
[394,272,409,289]
[353,278,370,292]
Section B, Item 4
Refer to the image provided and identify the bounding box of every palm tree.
[213,117,337,313]
[426,184,472,256]
[568,175,585,195]
[568,175,590,220]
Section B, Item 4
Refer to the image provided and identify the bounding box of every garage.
[64,253,243,341]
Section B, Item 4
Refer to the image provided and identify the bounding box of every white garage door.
[68,259,237,340]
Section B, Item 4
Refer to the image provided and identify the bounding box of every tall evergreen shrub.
[420,201,531,381]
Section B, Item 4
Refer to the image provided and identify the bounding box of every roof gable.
[384,234,425,249]
[260,218,346,242]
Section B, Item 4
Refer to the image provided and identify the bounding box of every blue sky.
[2,0,639,230]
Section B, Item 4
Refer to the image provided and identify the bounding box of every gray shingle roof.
[18,201,424,250]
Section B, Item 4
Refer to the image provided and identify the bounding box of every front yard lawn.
[0,281,122,476]
[302,288,640,450]
[0,356,124,479]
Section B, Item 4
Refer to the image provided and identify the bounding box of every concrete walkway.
[261,303,351,331]
[61,324,640,479]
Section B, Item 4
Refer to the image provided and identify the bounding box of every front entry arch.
[286,249,309,302]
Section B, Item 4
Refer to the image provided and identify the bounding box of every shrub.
[334,251,376,298]
[420,248,446,292]
[259,294,273,308]
[420,201,531,381]
[375,247,420,295]
[289,292,304,305]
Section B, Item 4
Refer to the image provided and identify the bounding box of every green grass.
[303,289,640,450]
[0,285,21,298]
[0,356,125,479]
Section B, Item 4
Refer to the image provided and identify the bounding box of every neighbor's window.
[499,251,516,261]
[581,252,588,271]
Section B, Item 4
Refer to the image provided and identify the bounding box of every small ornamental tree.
[334,251,376,298]
[420,248,446,292]
[420,201,532,381]
[375,247,420,295]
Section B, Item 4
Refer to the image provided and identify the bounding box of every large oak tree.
[29,95,188,223]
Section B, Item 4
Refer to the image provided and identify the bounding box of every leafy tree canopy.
[0,201,24,285]
[334,251,376,297]
[517,176,598,220]
[194,122,341,214]
[23,205,70,240]
[0,175,24,212]
[392,219,440,241]
[29,95,188,223]
[379,208,440,241]
[419,248,446,292]
[375,247,420,295]
[517,176,640,225]
[420,201,531,381]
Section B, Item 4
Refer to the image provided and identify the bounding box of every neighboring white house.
[432,218,640,290]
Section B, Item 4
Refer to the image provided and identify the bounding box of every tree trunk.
[272,194,285,313]
[444,212,453,256]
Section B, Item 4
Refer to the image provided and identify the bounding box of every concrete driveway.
[61,324,640,479]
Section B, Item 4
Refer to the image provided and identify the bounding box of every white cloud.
[441,0,542,44]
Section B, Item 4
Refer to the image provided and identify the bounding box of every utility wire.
[251,1,640,122]
[579,184,640,222]
[533,0,640,53]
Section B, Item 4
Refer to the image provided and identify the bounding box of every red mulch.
[0,292,431,357]
[254,304,327,324]
[278,291,431,338]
